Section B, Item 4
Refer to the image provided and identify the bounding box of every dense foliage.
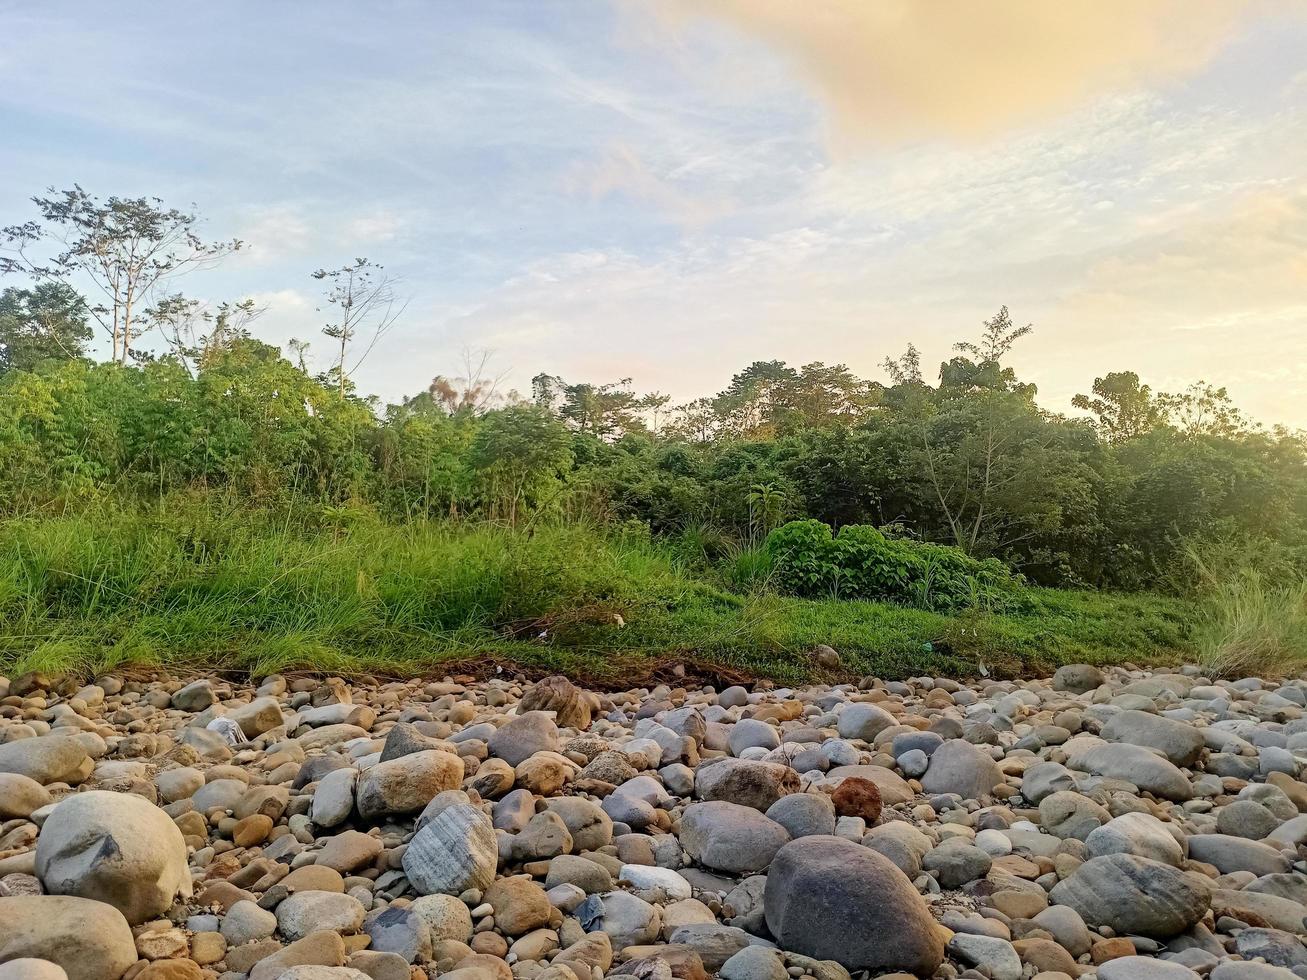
[2,188,1305,600]
[766,520,1024,612]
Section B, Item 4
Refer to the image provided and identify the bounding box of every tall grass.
[0,504,1195,683]
[1187,552,1307,677]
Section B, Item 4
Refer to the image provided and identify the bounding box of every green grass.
[0,506,1195,685]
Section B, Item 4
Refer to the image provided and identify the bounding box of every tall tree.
[1,186,241,364]
[1072,371,1162,440]
[313,258,404,399]
[0,282,92,373]
[954,305,1032,363]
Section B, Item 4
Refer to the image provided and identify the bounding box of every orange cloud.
[660,0,1258,142]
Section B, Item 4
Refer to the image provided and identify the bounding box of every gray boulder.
[1048,853,1210,937]
[920,739,1001,799]
[1102,710,1205,768]
[764,835,944,974]
[681,801,790,873]
[402,802,497,895]
[695,757,799,811]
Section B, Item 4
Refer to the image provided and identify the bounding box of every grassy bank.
[0,508,1194,684]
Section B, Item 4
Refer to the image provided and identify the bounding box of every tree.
[1,186,241,364]
[882,343,923,385]
[313,258,404,399]
[428,349,510,415]
[954,305,1032,363]
[1158,381,1252,438]
[468,406,573,524]
[1072,371,1162,440]
[532,373,649,439]
[0,282,92,373]
[147,295,263,375]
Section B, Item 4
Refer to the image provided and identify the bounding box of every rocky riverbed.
[2,664,1307,980]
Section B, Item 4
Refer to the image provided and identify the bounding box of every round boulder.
[35,790,191,924]
[763,835,944,975]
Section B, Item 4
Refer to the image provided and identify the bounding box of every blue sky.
[2,1,1306,425]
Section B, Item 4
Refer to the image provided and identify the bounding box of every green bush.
[765,519,1024,611]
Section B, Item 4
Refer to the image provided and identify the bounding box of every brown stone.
[830,776,882,822]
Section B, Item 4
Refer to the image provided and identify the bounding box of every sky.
[2,0,1306,426]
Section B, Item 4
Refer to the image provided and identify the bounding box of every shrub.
[765,519,1024,611]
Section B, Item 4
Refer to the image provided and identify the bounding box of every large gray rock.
[355,750,462,820]
[1020,761,1076,804]
[1085,812,1186,867]
[402,802,497,895]
[311,767,358,828]
[836,702,895,741]
[1064,739,1193,801]
[1053,664,1105,694]
[0,896,137,980]
[680,801,790,873]
[1097,957,1201,980]
[0,773,52,819]
[1048,853,1210,937]
[1186,835,1291,876]
[695,757,799,811]
[0,737,92,786]
[276,891,366,941]
[920,739,1001,799]
[1039,791,1110,841]
[763,835,944,975]
[34,790,191,924]
[1102,710,1205,768]
[765,793,836,838]
[488,712,561,766]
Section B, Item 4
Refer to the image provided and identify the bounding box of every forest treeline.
[2,188,1305,597]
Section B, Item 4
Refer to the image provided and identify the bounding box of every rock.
[0,896,137,980]
[355,749,462,820]
[484,876,551,935]
[310,767,357,828]
[836,703,896,741]
[0,737,91,786]
[1064,740,1192,801]
[170,680,216,711]
[1022,762,1076,804]
[377,722,448,762]
[695,758,799,811]
[316,830,382,873]
[489,712,561,766]
[409,894,473,943]
[1085,812,1185,867]
[948,934,1022,980]
[230,697,284,738]
[579,891,661,949]
[1053,664,1105,694]
[765,793,836,838]
[0,773,52,818]
[364,906,430,962]
[720,946,788,980]
[1186,834,1291,876]
[34,789,191,924]
[829,776,882,822]
[276,891,366,941]
[0,960,69,980]
[1096,957,1201,980]
[1101,711,1205,768]
[1048,854,1210,937]
[402,802,497,895]
[1039,791,1110,841]
[221,899,278,944]
[247,931,348,980]
[921,739,1001,798]
[764,835,944,975]
[519,676,593,730]
[680,801,790,874]
[923,839,992,888]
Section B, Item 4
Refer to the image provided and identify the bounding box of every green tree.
[2,186,241,364]
[313,258,404,399]
[1072,371,1163,441]
[468,406,574,524]
[0,282,92,373]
